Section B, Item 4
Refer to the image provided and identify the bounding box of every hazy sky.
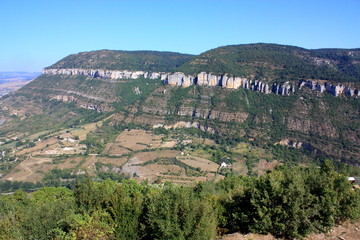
[0,0,359,72]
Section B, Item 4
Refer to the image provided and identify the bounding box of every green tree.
[143,184,218,240]
[52,210,115,240]
[74,177,118,214]
[225,162,360,238]
[107,180,144,239]
[0,191,30,239]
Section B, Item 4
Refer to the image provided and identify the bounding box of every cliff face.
[43,68,359,97]
[299,80,359,97]
[42,68,169,81]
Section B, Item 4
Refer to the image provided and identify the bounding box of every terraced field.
[1,114,281,185]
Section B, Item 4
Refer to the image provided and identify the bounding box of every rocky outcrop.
[52,95,77,103]
[276,139,318,152]
[43,68,169,81]
[43,68,359,98]
[153,121,215,134]
[272,82,295,95]
[299,80,359,97]
[80,104,103,111]
[51,95,105,112]
[166,72,194,87]
[156,105,249,123]
[287,116,338,138]
[194,72,272,94]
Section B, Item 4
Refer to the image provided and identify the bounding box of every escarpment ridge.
[1,43,360,170]
[43,68,360,97]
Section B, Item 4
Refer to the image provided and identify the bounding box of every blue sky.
[0,0,359,72]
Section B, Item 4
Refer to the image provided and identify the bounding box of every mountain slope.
[46,50,194,72]
[177,43,360,84]
[0,43,359,185]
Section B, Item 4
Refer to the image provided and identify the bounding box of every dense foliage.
[178,43,360,82]
[0,161,359,239]
[114,77,162,111]
[46,50,194,72]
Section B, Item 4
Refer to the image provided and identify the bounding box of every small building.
[348,177,356,183]
[220,162,230,168]
[348,177,360,189]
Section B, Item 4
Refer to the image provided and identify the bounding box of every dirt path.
[16,161,33,181]
[3,157,52,182]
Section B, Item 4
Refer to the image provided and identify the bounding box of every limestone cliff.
[43,68,359,98]
[42,68,169,81]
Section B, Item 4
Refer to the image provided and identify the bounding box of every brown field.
[96,156,129,166]
[3,155,96,183]
[132,149,180,164]
[103,129,177,156]
[114,129,163,151]
[178,155,219,172]
[3,153,133,183]
[77,155,98,169]
[135,164,184,182]
[160,140,177,148]
[117,148,213,184]
[253,159,280,176]
[232,157,248,176]
[3,157,53,182]
[55,156,86,170]
[103,143,131,155]
[159,174,207,185]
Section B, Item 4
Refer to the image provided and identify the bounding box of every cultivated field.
[3,157,53,182]
[2,120,280,185]
[178,155,219,172]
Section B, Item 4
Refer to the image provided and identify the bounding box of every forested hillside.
[178,44,360,83]
[46,50,194,72]
[0,161,359,239]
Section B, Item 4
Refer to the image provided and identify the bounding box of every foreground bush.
[222,161,360,238]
